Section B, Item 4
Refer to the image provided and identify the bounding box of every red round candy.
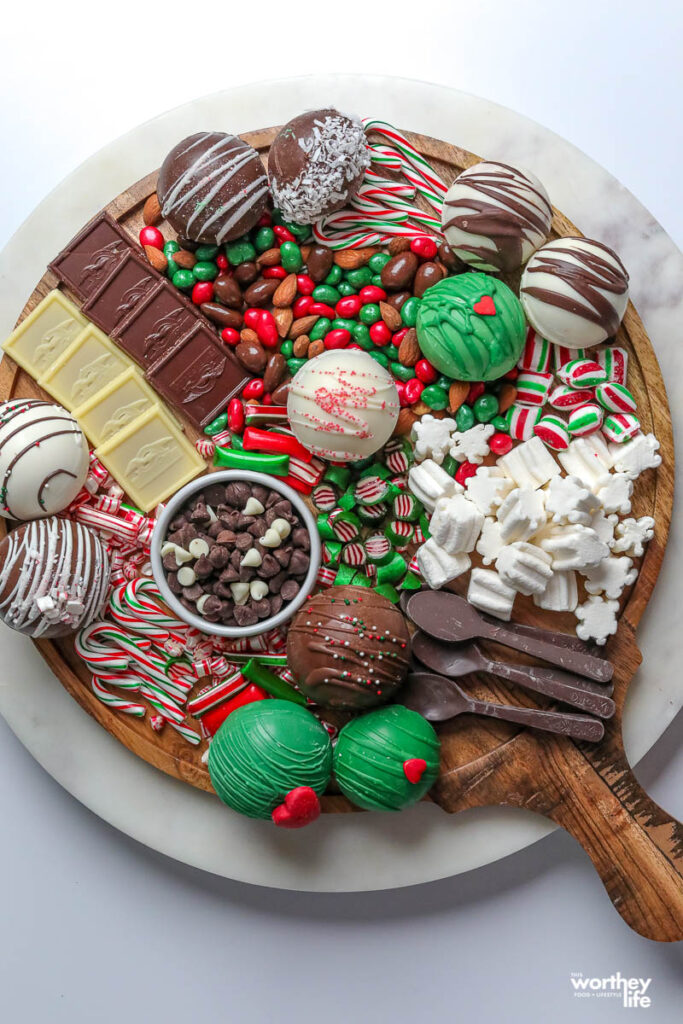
[296,274,315,296]
[308,302,336,318]
[455,461,478,485]
[221,327,240,347]
[257,212,272,227]
[369,321,392,346]
[293,296,314,318]
[489,432,513,455]
[410,236,438,260]
[263,266,287,279]
[467,381,485,404]
[336,295,362,318]
[227,398,244,432]
[414,359,438,384]
[324,328,351,350]
[359,285,386,304]
[392,327,409,346]
[242,379,265,400]
[403,377,424,404]
[192,281,214,305]
[139,225,164,249]
[216,254,229,271]
[244,308,262,329]
[272,224,295,242]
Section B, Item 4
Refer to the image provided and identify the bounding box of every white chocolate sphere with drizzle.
[0,399,89,520]
[287,350,400,461]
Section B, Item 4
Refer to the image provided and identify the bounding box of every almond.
[308,339,325,359]
[240,328,259,345]
[380,301,403,332]
[448,380,470,413]
[273,306,293,339]
[388,237,411,255]
[398,328,420,367]
[289,314,320,340]
[142,193,162,226]
[144,245,167,273]
[497,382,517,414]
[393,407,417,436]
[173,249,196,269]
[256,247,283,267]
[293,335,311,358]
[272,273,298,308]
[411,400,431,417]
[300,245,312,264]
[334,247,378,269]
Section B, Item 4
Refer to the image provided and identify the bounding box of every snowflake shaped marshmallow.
[465,466,515,516]
[544,474,600,526]
[581,555,637,599]
[594,472,633,515]
[449,423,495,464]
[411,414,457,464]
[476,517,505,566]
[612,516,655,557]
[609,433,662,480]
[574,595,619,645]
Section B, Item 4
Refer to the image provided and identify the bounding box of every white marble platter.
[0,76,681,891]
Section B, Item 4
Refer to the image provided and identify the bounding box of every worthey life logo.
[570,972,652,1008]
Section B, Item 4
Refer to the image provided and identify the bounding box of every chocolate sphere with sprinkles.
[286,586,411,710]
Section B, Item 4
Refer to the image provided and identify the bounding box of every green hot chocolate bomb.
[416,272,526,381]
[333,705,440,812]
[208,700,332,823]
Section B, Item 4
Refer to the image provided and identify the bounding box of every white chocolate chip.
[230,582,250,605]
[160,541,193,565]
[240,548,263,568]
[250,580,269,601]
[271,517,291,539]
[244,497,265,516]
[177,567,197,586]
[188,538,210,558]
[160,541,178,557]
[206,505,218,524]
[196,594,209,614]
[260,527,282,548]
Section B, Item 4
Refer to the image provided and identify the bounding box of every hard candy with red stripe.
[534,414,570,450]
[311,483,338,511]
[504,403,543,440]
[568,403,604,437]
[515,370,554,407]
[603,413,640,443]
[518,328,552,372]
[548,384,595,410]
[354,475,390,506]
[557,359,607,389]
[342,542,367,566]
[552,344,586,372]
[595,381,637,414]
[595,347,628,385]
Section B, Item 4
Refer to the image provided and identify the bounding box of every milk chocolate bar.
[49,213,136,302]
[112,280,198,371]
[82,252,157,334]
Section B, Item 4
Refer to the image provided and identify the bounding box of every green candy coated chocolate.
[312,285,340,305]
[163,240,180,255]
[455,404,475,432]
[345,267,373,288]
[359,303,381,325]
[283,220,310,241]
[416,272,526,381]
[208,701,332,820]
[172,269,194,291]
[226,241,256,266]
[280,339,294,358]
[352,323,372,348]
[280,241,303,273]
[333,706,440,812]
[332,318,357,334]
[391,362,414,382]
[368,253,391,273]
[194,244,219,261]
[309,317,331,342]
[337,281,356,297]
[371,275,383,287]
[473,393,499,422]
[324,265,343,286]
[368,350,389,368]
[401,296,421,327]
[204,412,228,436]
[491,414,509,432]
[286,357,308,376]
[254,227,275,253]
[193,260,218,281]
[420,384,449,410]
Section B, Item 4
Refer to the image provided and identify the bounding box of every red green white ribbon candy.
[595,381,637,414]
[534,414,570,450]
[505,403,543,440]
[548,384,594,409]
[557,359,607,389]
[552,345,586,372]
[518,328,552,372]
[595,347,628,385]
[603,413,641,442]
[568,403,604,436]
[515,370,554,406]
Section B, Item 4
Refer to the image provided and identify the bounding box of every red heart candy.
[271,786,321,829]
[403,758,427,784]
[473,295,496,316]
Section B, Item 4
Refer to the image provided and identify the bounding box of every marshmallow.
[476,517,505,566]
[608,433,661,479]
[498,435,561,490]
[533,569,578,612]
[582,555,637,600]
[467,568,517,621]
[575,595,619,645]
[416,538,471,589]
[430,493,484,554]
[497,488,546,543]
[558,433,613,487]
[538,524,609,571]
[449,422,495,465]
[544,474,600,525]
[408,459,460,512]
[589,509,618,548]
[594,472,633,515]
[495,541,554,596]
[411,414,457,464]
[465,466,515,516]
[612,516,655,558]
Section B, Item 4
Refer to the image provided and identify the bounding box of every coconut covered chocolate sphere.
[0,517,110,638]
[157,132,270,244]
[333,706,440,812]
[287,349,400,461]
[416,272,526,381]
[0,399,89,520]
[208,701,333,827]
[268,109,369,224]
[520,236,629,350]
[441,160,552,273]
[287,587,411,710]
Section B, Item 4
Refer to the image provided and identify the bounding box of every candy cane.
[363,119,448,201]
[91,676,146,717]
[109,579,187,644]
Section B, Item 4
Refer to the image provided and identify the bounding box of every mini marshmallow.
[230,582,250,606]
[430,493,484,554]
[495,541,554,596]
[594,472,633,515]
[416,538,471,589]
[448,423,495,465]
[497,436,561,490]
[497,488,546,543]
[558,433,613,487]
[271,517,292,539]
[608,433,662,479]
[612,516,655,557]
[575,595,619,645]
[465,466,515,516]
[243,497,265,516]
[188,538,210,558]
[544,474,600,526]
[533,569,578,612]
[476,517,505,566]
[408,459,461,512]
[538,523,609,571]
[467,568,517,621]
[411,414,457,464]
[582,555,637,600]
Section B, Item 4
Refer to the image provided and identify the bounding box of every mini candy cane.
[363,121,448,207]
[91,675,145,717]
[109,578,186,644]
[76,621,146,672]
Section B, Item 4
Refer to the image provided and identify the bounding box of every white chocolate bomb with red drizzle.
[520,237,629,350]
[287,350,400,461]
[0,517,110,637]
[0,399,89,520]
[441,160,552,273]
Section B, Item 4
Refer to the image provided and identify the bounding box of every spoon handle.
[486,658,616,719]
[465,695,605,742]
[481,620,613,683]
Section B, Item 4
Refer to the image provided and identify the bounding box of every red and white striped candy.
[595,382,637,414]
[288,456,325,487]
[385,449,410,474]
[603,413,640,443]
[515,370,554,407]
[316,566,337,587]
[595,347,628,385]
[408,554,421,575]
[557,359,607,389]
[195,438,215,458]
[355,475,388,504]
[548,384,594,410]
[136,518,155,547]
[88,452,111,484]
[552,344,586,372]
[505,403,542,440]
[342,543,367,566]
[94,493,122,514]
[518,328,552,372]
[73,505,139,543]
[365,534,391,562]
[568,403,604,437]
[187,672,246,716]
[243,404,288,425]
[211,429,232,447]
[534,415,570,450]
[312,484,337,511]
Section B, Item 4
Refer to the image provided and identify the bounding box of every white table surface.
[1,3,683,1021]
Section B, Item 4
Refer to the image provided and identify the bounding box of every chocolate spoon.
[411,632,615,718]
[403,671,605,742]
[404,590,613,683]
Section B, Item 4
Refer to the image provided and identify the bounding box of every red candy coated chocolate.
[489,432,513,455]
[410,236,438,260]
[414,358,438,384]
[455,461,478,485]
[139,225,164,249]
[192,281,213,305]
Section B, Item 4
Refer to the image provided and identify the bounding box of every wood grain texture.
[1,127,680,939]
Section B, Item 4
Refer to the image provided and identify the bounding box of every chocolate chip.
[251,485,269,504]
[219,565,239,584]
[225,482,250,508]
[194,555,214,579]
[208,546,229,569]
[202,595,222,618]
[289,550,310,576]
[216,529,236,545]
[248,519,268,539]
[204,483,228,506]
[258,553,281,578]
[213,582,234,599]
[236,513,255,529]
[291,528,310,551]
[163,552,180,571]
[170,514,187,531]
[230,549,243,569]
[207,521,224,539]
[253,599,272,619]
[269,571,288,594]
[235,532,253,552]
[273,545,292,568]
[233,605,258,626]
[269,594,283,615]
[167,573,181,594]
[182,584,204,602]
[280,580,300,601]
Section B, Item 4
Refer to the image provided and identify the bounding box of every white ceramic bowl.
[150,470,321,639]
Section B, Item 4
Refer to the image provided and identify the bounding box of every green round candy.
[359,303,381,325]
[208,701,332,820]
[346,266,373,288]
[286,221,311,241]
[371,275,383,287]
[192,260,218,281]
[195,244,219,261]
[226,241,256,266]
[391,362,414,382]
[368,350,389,368]
[455,404,475,431]
[254,227,275,253]
[332,318,357,334]
[383,344,400,361]
[352,323,372,348]
[369,252,391,273]
[333,706,440,812]
[280,339,294,358]
[287,357,307,376]
[337,281,356,297]
[164,240,180,277]
[280,241,303,273]
[421,384,449,410]
[491,414,509,432]
[473,393,499,422]
[436,374,452,390]
[416,272,526,381]
[401,296,421,327]
[324,265,343,286]
[309,317,331,342]
[172,269,194,291]
[312,284,340,305]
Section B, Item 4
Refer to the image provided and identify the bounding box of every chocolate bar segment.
[82,252,157,334]
[112,280,198,371]
[49,213,135,301]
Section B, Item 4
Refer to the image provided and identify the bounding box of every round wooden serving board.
[1,127,682,940]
